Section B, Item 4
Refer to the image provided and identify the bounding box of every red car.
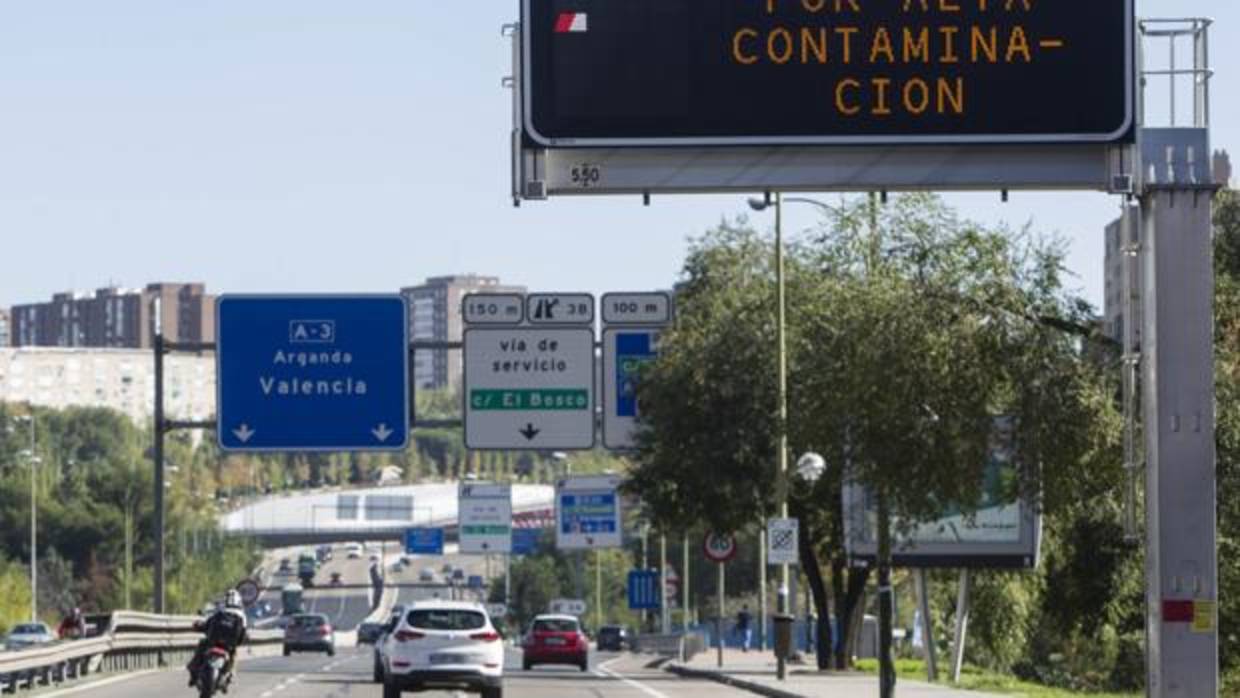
[522,615,589,672]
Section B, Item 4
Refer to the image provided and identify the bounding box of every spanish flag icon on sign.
[554,12,588,33]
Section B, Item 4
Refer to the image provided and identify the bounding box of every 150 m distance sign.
[523,0,1134,146]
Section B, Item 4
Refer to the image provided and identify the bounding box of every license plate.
[430,654,469,665]
[545,638,566,646]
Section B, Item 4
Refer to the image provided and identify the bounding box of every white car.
[4,623,55,651]
[346,543,363,559]
[378,601,504,698]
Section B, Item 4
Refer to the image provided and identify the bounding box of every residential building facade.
[0,347,214,425]
[400,275,526,391]
[9,283,214,349]
[0,308,8,347]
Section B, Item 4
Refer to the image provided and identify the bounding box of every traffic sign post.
[216,295,409,452]
[549,598,588,616]
[767,518,799,567]
[628,570,661,611]
[404,528,445,556]
[602,292,671,451]
[512,528,542,556]
[464,327,596,450]
[703,532,738,564]
[556,475,623,550]
[459,483,513,554]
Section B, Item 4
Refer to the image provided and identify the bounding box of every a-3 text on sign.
[556,475,623,550]
[464,327,596,450]
[767,518,800,566]
[523,0,1133,146]
[459,483,513,554]
[216,296,409,452]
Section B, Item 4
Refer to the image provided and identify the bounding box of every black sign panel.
[523,0,1134,147]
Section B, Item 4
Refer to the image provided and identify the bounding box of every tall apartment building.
[0,308,9,347]
[9,283,215,349]
[401,275,526,391]
[1103,207,1141,348]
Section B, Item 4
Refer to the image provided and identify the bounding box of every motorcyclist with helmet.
[187,590,248,689]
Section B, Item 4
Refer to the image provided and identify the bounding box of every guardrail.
[632,632,707,663]
[0,611,284,694]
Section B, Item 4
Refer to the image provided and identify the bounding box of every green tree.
[631,195,1118,682]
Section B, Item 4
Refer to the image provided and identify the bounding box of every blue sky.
[0,1,1235,311]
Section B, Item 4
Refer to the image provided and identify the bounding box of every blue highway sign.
[512,528,542,556]
[216,295,409,452]
[627,570,661,611]
[405,528,445,556]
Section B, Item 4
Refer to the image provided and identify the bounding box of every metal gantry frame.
[148,329,465,614]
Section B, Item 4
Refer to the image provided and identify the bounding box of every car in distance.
[378,601,503,698]
[282,614,336,657]
[347,543,364,559]
[522,615,589,672]
[419,568,436,583]
[596,625,630,652]
[4,623,56,651]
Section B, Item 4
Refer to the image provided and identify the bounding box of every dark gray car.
[282,614,335,656]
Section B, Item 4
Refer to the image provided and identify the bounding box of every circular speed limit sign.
[703,532,738,564]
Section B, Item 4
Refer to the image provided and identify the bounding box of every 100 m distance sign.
[523,0,1133,146]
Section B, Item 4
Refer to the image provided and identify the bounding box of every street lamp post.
[748,194,835,678]
[13,415,39,621]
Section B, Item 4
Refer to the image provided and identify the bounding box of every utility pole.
[660,533,670,634]
[153,327,167,615]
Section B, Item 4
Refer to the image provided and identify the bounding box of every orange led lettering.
[1006,26,1032,62]
[733,28,759,65]
[903,27,930,63]
[836,79,862,115]
[802,28,829,64]
[872,78,892,115]
[836,27,859,63]
[768,28,794,64]
[971,26,998,63]
[870,27,896,63]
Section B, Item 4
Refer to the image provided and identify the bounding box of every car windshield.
[599,627,621,637]
[290,615,327,628]
[534,619,579,633]
[407,609,486,631]
[12,624,44,634]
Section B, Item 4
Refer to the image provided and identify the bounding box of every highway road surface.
[40,649,759,698]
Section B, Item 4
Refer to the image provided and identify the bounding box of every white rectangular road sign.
[549,599,588,616]
[601,292,671,326]
[767,518,800,567]
[464,327,596,450]
[459,483,513,554]
[603,328,662,451]
[556,475,623,550]
[526,293,595,325]
[463,294,525,325]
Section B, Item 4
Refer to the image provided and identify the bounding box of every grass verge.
[852,659,1139,698]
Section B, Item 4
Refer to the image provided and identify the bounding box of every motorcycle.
[196,644,232,698]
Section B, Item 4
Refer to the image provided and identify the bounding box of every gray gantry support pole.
[1140,147,1219,696]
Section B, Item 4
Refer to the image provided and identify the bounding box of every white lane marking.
[595,658,672,698]
[35,670,161,697]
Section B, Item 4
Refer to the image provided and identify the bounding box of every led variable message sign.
[523,0,1134,147]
